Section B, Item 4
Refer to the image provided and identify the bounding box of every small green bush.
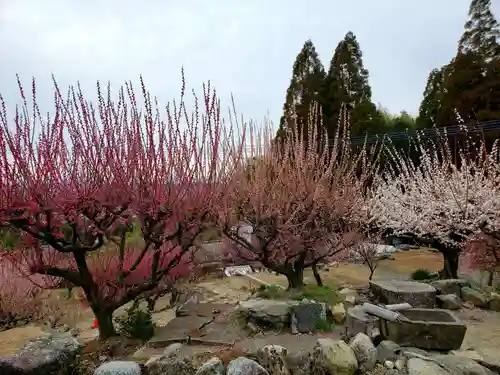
[410,268,435,281]
[115,302,155,341]
[0,228,21,250]
[256,284,285,299]
[291,285,340,305]
[314,317,333,332]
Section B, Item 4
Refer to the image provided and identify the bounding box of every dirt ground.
[0,249,499,365]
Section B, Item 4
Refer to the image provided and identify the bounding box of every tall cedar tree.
[418,0,500,128]
[417,67,447,128]
[324,31,380,137]
[459,0,500,60]
[277,40,326,143]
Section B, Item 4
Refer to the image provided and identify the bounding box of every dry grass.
[36,288,94,327]
[0,325,47,356]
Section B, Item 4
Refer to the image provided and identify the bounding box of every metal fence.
[348,119,500,147]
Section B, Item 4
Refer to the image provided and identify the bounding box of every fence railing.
[348,119,500,146]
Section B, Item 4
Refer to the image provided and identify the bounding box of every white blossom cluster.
[367,140,500,248]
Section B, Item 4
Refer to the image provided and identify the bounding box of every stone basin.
[384,308,466,351]
[369,280,437,308]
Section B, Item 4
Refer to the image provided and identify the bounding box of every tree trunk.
[368,267,375,281]
[286,268,304,289]
[92,308,117,339]
[488,271,494,286]
[312,263,323,286]
[439,250,459,279]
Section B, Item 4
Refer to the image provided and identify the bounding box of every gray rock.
[345,306,381,341]
[239,299,298,329]
[430,279,470,296]
[436,294,462,310]
[227,357,269,375]
[195,357,225,375]
[94,361,142,375]
[461,287,488,308]
[290,303,325,333]
[407,358,448,375]
[401,347,433,358]
[376,340,401,363]
[349,333,376,371]
[312,338,358,375]
[369,280,436,308]
[163,343,184,357]
[0,334,82,375]
[147,357,196,375]
[256,345,288,375]
[284,351,311,375]
[338,288,359,306]
[433,354,495,375]
[488,292,500,311]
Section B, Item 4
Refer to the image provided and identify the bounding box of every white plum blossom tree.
[367,133,500,278]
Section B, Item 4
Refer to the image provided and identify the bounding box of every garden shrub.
[291,284,340,305]
[115,302,155,341]
[410,268,435,281]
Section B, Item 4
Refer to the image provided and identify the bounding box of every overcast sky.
[1,0,498,128]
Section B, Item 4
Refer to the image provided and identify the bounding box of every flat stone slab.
[384,308,466,351]
[177,302,235,317]
[369,280,436,308]
[149,316,213,347]
[149,303,243,348]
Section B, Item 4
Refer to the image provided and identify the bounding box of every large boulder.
[147,357,196,375]
[227,357,269,375]
[407,358,448,375]
[239,299,298,330]
[94,361,142,375]
[344,306,381,341]
[376,340,401,363]
[195,357,225,375]
[256,345,288,375]
[0,334,82,375]
[330,302,346,325]
[349,333,376,372]
[290,302,326,333]
[489,292,500,311]
[433,354,494,375]
[430,279,470,296]
[436,294,462,310]
[461,287,488,308]
[284,351,312,375]
[311,338,358,375]
[369,280,436,308]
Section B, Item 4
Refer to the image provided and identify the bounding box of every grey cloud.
[0,0,498,126]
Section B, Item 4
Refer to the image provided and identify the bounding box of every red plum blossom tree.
[0,72,245,338]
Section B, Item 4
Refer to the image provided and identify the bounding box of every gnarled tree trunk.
[91,307,117,339]
[285,268,305,289]
[440,249,459,279]
[312,263,323,286]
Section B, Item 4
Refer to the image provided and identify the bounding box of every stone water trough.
[346,279,467,351]
[383,308,466,351]
[346,305,466,351]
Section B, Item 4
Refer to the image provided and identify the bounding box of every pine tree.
[416,67,447,128]
[324,31,378,137]
[459,0,500,60]
[278,40,326,142]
